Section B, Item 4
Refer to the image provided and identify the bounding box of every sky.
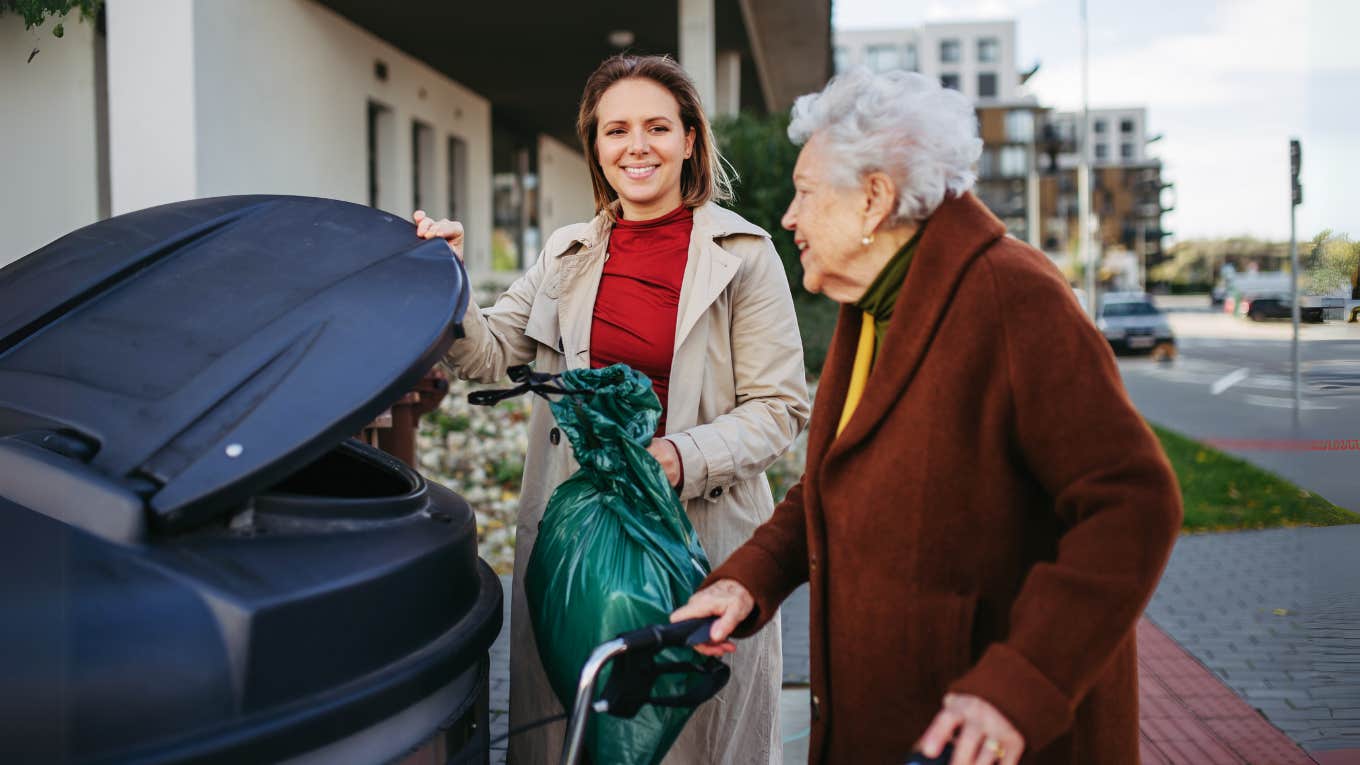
[832,0,1360,243]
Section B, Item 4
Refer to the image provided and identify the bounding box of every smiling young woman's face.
[594,77,696,220]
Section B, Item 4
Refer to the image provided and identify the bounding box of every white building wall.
[536,134,595,252]
[1056,107,1148,167]
[1,14,103,266]
[919,21,1017,103]
[5,0,494,275]
[835,20,1018,103]
[188,0,494,273]
[833,28,920,73]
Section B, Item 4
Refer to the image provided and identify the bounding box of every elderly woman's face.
[781,134,876,303]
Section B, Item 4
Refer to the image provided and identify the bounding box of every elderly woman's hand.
[918,693,1024,765]
[669,579,754,657]
[412,210,465,262]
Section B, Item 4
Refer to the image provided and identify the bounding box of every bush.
[715,112,839,374]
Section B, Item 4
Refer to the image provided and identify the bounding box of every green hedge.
[715,113,839,373]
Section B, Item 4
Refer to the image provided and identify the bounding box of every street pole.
[1289,138,1302,418]
[1079,0,1096,318]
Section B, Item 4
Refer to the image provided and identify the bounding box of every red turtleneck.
[590,205,693,435]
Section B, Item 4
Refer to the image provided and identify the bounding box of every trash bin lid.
[0,196,468,531]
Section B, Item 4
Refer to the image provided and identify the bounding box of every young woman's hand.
[647,438,682,488]
[412,210,465,262]
[670,579,755,657]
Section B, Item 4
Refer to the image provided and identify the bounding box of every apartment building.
[834,20,1022,103]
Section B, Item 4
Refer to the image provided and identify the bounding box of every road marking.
[1241,393,1338,411]
[1211,367,1251,395]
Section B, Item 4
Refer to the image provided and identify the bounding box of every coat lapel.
[673,203,764,349]
[665,203,768,433]
[548,214,610,370]
[822,193,1007,463]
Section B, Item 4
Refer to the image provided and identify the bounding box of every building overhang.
[316,0,829,146]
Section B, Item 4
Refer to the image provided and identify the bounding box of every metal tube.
[560,639,628,765]
[1079,0,1096,318]
[1290,176,1300,416]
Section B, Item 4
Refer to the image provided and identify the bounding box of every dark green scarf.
[854,226,923,363]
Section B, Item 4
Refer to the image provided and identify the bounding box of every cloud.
[1028,0,1310,111]
[922,0,1046,22]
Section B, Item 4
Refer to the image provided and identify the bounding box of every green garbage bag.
[525,364,712,765]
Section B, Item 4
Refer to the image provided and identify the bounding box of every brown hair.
[576,54,733,220]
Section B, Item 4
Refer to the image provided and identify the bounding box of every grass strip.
[1152,423,1360,532]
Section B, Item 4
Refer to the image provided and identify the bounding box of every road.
[1116,306,1360,510]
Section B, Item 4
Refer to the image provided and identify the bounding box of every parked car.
[1096,292,1177,357]
[0,196,503,764]
[1243,294,1324,323]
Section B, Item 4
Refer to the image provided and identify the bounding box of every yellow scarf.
[835,310,876,437]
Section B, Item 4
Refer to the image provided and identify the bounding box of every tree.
[1,0,101,38]
[714,112,839,373]
[1304,230,1360,297]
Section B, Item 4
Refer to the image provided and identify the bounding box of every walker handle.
[616,617,718,650]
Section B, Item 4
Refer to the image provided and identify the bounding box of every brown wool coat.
[708,193,1182,764]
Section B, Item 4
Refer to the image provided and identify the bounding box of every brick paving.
[1146,526,1360,757]
[1137,619,1315,763]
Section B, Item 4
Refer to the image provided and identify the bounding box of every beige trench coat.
[441,202,810,764]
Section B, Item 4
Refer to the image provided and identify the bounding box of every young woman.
[416,55,809,764]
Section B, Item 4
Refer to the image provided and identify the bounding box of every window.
[904,44,918,71]
[999,146,1027,178]
[940,73,960,90]
[366,101,394,210]
[940,39,960,63]
[491,135,540,272]
[411,120,435,213]
[834,46,849,73]
[978,148,996,177]
[867,44,899,72]
[978,72,998,99]
[1093,119,1107,135]
[1094,143,1109,161]
[1120,118,1135,134]
[1120,142,1135,160]
[447,135,467,221]
[1005,110,1034,143]
[978,37,999,63]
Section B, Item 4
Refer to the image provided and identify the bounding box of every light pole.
[1079,0,1096,318]
[1289,138,1302,419]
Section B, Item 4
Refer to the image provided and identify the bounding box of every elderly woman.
[672,69,1182,764]
[416,55,809,764]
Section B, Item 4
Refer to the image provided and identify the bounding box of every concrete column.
[679,0,716,113]
[1026,148,1041,249]
[0,13,102,263]
[106,0,198,214]
[715,50,742,117]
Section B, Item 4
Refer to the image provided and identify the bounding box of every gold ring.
[985,737,1005,760]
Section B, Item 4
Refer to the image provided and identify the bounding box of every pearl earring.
[861,234,875,246]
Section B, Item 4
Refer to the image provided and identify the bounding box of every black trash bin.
[0,196,503,764]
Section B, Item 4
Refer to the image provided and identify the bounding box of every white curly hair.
[788,68,983,225]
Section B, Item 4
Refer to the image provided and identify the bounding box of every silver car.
[1096,292,1177,355]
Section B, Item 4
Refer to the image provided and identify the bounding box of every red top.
[590,205,693,435]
